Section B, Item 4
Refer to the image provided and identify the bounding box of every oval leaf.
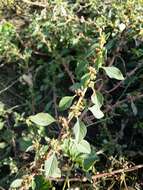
[29,113,55,126]
[83,153,98,171]
[89,105,104,119]
[32,175,51,190]
[73,119,87,143]
[76,140,91,154]
[131,101,138,116]
[102,66,124,80]
[44,153,61,178]
[91,91,104,108]
[59,96,74,111]
[10,179,23,188]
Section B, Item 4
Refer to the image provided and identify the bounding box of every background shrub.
[0,0,143,189]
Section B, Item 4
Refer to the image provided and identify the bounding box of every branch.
[62,63,75,84]
[106,61,142,93]
[92,164,143,181]
[109,94,143,111]
[53,86,61,129]
[0,78,19,95]
[48,164,143,182]
[85,93,143,125]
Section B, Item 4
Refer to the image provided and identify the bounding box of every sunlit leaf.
[62,139,91,160]
[102,66,124,80]
[10,179,23,188]
[44,153,61,178]
[0,142,7,149]
[89,105,104,119]
[76,140,91,154]
[0,122,4,130]
[91,91,104,108]
[29,113,55,126]
[73,119,87,143]
[118,23,126,31]
[131,101,138,116]
[61,138,71,155]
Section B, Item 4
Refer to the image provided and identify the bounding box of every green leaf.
[75,60,88,78]
[10,179,23,188]
[32,175,51,190]
[29,113,55,126]
[61,138,71,155]
[0,142,7,149]
[70,82,81,91]
[91,91,104,108]
[0,102,4,112]
[3,129,14,142]
[59,96,74,111]
[62,138,91,164]
[89,105,104,119]
[102,66,124,80]
[0,122,4,130]
[83,153,98,171]
[62,138,90,158]
[81,73,90,87]
[62,138,80,160]
[69,140,79,159]
[76,140,91,154]
[131,101,137,116]
[85,43,99,58]
[18,137,32,152]
[44,153,61,178]
[73,119,87,143]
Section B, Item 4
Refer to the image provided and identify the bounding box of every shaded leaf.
[83,153,98,171]
[75,60,88,78]
[81,73,90,87]
[70,82,81,91]
[32,175,51,190]
[19,137,32,152]
[59,96,74,111]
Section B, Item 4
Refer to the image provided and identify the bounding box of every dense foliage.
[0,0,143,189]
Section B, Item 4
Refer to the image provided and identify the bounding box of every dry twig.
[62,63,75,84]
[48,164,143,182]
